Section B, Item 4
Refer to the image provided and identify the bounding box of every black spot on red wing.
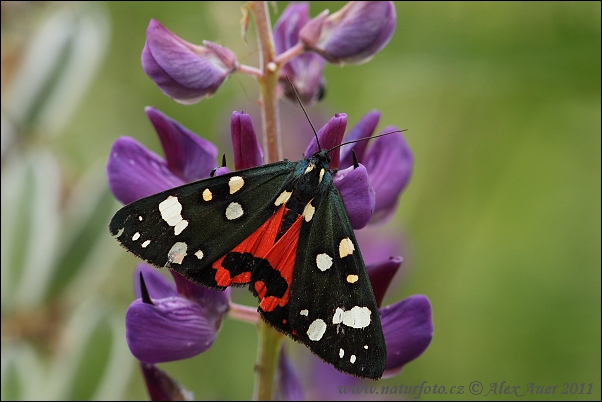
[221,252,289,299]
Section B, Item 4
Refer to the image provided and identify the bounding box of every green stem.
[246,2,283,400]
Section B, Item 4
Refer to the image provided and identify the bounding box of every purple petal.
[133,263,178,300]
[363,127,413,223]
[142,19,236,104]
[126,296,217,363]
[304,352,363,401]
[107,137,185,204]
[354,225,403,265]
[301,2,396,65]
[231,111,263,170]
[274,2,309,54]
[140,363,193,401]
[381,295,433,378]
[274,347,305,401]
[333,163,374,229]
[304,113,347,168]
[170,271,230,323]
[146,107,217,182]
[274,1,326,105]
[367,256,402,307]
[339,110,381,168]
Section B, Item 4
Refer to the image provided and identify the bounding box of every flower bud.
[142,19,237,104]
[300,1,396,65]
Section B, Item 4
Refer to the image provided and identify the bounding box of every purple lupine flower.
[126,263,230,364]
[142,19,237,104]
[107,107,217,204]
[274,2,326,105]
[304,110,413,227]
[339,110,413,224]
[300,1,396,65]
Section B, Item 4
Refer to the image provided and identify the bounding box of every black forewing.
[109,160,296,288]
[288,174,387,379]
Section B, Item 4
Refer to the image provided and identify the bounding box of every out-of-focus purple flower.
[107,107,217,204]
[300,1,396,65]
[231,111,263,170]
[340,111,413,224]
[140,362,194,401]
[274,2,326,104]
[142,19,237,104]
[274,346,305,401]
[126,264,230,364]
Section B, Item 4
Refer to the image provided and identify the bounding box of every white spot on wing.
[138,216,143,221]
[350,355,356,364]
[195,250,204,260]
[202,188,212,201]
[319,168,325,184]
[303,201,315,222]
[229,176,244,194]
[300,309,309,316]
[274,190,292,206]
[339,237,355,258]
[332,306,372,329]
[132,232,140,241]
[307,319,327,341]
[167,242,188,265]
[159,196,189,235]
[174,220,188,236]
[114,228,124,238]
[316,253,333,271]
[364,345,369,350]
[339,348,345,358]
[142,240,151,248]
[304,164,315,174]
[225,202,244,220]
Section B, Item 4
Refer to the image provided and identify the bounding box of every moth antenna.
[326,129,408,154]
[221,154,227,167]
[352,149,359,169]
[286,76,321,150]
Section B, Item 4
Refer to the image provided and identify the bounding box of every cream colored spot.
[202,188,212,201]
[364,345,369,349]
[339,237,355,258]
[274,190,292,206]
[114,228,124,238]
[159,196,189,235]
[346,274,359,284]
[332,306,372,329]
[142,240,151,248]
[316,253,333,271]
[226,202,244,220]
[319,168,325,184]
[304,164,315,174]
[229,176,244,194]
[174,220,189,236]
[339,348,345,358]
[300,309,309,316]
[167,242,188,265]
[132,232,141,241]
[138,216,143,221]
[195,250,204,260]
[307,319,327,341]
[303,201,315,222]
[350,355,357,364]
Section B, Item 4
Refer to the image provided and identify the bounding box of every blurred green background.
[1,1,599,400]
